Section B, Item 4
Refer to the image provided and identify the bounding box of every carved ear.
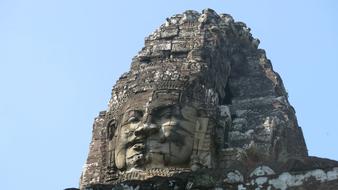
[106,119,117,169]
[215,124,225,149]
[107,120,116,140]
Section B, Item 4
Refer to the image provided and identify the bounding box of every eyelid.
[127,116,139,123]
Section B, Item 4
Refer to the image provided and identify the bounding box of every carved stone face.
[114,91,198,171]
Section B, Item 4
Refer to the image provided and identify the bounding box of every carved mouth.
[126,140,147,167]
[130,143,145,151]
[126,152,144,159]
[126,139,144,150]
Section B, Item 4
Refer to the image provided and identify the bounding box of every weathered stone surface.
[79,167,338,190]
[75,9,338,190]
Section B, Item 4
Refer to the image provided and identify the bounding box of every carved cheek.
[114,128,128,169]
[181,106,197,122]
[168,134,194,164]
[115,123,141,169]
[115,151,126,169]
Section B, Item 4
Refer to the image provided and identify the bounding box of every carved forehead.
[121,91,153,112]
[121,90,182,112]
[149,90,181,109]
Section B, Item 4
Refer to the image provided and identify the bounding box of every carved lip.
[130,143,145,151]
[126,138,145,149]
[126,152,144,160]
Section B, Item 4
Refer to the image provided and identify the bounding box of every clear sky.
[0,0,337,189]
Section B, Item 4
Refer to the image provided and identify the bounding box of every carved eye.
[155,105,180,120]
[127,116,139,123]
[160,111,172,119]
[124,110,143,124]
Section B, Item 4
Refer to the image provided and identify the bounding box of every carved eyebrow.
[152,105,179,115]
[124,109,144,117]
[173,125,194,137]
[125,109,143,113]
[151,105,172,112]
[157,109,173,117]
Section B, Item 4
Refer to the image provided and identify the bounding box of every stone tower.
[75,9,338,190]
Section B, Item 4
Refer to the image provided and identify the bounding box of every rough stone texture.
[77,166,338,190]
[75,9,338,190]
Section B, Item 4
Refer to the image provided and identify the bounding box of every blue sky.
[0,0,337,189]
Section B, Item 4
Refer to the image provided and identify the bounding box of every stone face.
[76,9,338,190]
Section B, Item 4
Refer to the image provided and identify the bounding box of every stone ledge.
[79,166,338,190]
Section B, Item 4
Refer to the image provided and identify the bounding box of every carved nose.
[134,123,159,136]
